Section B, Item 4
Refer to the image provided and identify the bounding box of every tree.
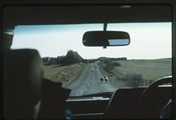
[48,57,57,65]
[42,57,50,65]
[42,50,83,66]
[62,50,83,65]
[55,56,65,64]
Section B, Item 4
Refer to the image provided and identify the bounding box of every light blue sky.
[11,22,171,59]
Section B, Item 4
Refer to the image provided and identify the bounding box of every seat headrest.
[3,49,43,119]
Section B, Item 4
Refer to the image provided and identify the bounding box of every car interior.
[2,1,176,120]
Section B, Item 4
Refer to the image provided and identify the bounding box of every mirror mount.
[103,46,107,49]
[103,23,107,49]
[103,23,107,31]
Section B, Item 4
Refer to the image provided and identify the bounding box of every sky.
[11,22,171,59]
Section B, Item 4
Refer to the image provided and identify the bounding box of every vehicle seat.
[3,49,43,119]
[104,88,145,119]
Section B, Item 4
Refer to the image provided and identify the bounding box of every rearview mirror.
[83,31,130,48]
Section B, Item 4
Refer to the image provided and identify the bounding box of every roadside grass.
[99,58,172,88]
[117,58,171,80]
[43,63,85,87]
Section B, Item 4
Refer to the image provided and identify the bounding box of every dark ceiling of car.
[3,5,172,28]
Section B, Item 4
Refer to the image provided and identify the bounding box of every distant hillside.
[84,57,127,63]
[98,57,127,61]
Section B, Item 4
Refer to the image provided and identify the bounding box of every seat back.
[104,88,145,119]
[3,49,43,119]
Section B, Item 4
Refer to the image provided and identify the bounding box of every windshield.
[11,22,172,96]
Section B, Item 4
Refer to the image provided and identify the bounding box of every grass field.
[117,58,172,80]
[43,63,85,87]
[99,58,172,88]
[43,58,172,88]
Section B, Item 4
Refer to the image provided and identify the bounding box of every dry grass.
[43,63,85,87]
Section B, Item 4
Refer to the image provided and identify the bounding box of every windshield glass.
[12,22,172,96]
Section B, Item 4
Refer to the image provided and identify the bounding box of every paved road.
[66,62,117,96]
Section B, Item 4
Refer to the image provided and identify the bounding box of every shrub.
[121,73,143,87]
[103,60,121,73]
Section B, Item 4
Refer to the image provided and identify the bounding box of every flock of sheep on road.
[91,64,109,83]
